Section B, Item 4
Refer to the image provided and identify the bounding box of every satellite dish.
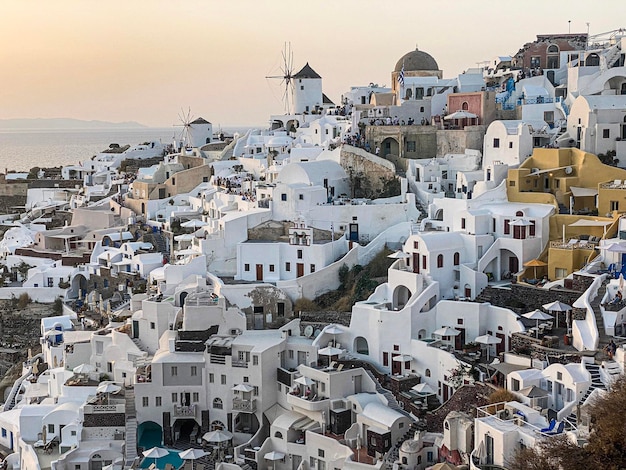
[304,325,314,338]
[565,166,573,174]
[313,329,321,338]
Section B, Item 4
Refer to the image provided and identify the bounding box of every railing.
[232,398,256,412]
[174,404,196,417]
[210,354,226,365]
[232,359,249,368]
[550,241,596,250]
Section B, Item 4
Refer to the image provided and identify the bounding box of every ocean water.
[0,127,249,172]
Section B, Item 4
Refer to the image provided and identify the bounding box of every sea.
[0,127,251,173]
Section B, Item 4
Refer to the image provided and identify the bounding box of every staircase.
[383,420,421,466]
[143,232,169,256]
[124,387,139,466]
[567,362,607,425]
[364,370,412,418]
[2,367,31,411]
[590,281,611,350]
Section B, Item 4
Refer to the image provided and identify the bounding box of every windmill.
[173,107,195,150]
[266,42,295,115]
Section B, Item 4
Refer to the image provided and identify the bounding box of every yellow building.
[507,148,626,280]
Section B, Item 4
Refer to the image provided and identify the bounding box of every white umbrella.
[387,251,410,259]
[523,309,553,338]
[142,447,169,467]
[324,324,343,346]
[606,243,626,253]
[179,448,208,470]
[444,110,477,120]
[294,376,314,386]
[412,383,435,395]
[181,219,208,228]
[174,233,195,241]
[542,301,571,329]
[97,382,121,394]
[73,363,95,375]
[318,346,343,356]
[475,334,502,361]
[202,429,233,443]
[231,383,255,393]
[265,451,285,470]
[433,326,461,337]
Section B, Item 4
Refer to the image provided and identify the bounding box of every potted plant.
[463,342,480,353]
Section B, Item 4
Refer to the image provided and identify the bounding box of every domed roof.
[400,439,421,453]
[395,48,439,72]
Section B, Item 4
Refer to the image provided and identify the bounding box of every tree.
[508,375,626,469]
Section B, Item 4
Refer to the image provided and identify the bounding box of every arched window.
[454,252,460,266]
[586,53,600,66]
[274,431,283,439]
[405,88,412,100]
[547,44,559,53]
[437,254,444,268]
[425,369,431,377]
[462,101,469,111]
[444,421,450,430]
[213,398,223,409]
[402,457,408,464]
[516,211,524,217]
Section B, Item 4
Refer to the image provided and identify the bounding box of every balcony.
[174,404,196,417]
[232,359,249,368]
[287,393,329,412]
[232,398,256,413]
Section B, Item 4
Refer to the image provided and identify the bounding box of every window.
[504,219,510,234]
[221,374,226,385]
[604,129,610,139]
[191,366,197,376]
[493,138,500,148]
[96,341,103,354]
[509,142,513,149]
[243,376,249,383]
[172,177,176,185]
[253,386,259,396]
[611,201,620,211]
[142,397,149,407]
[427,451,433,462]
[529,220,536,236]
[193,392,199,402]
[48,424,54,433]
[269,264,275,272]
[172,393,177,403]
[557,371,563,380]
[437,254,444,268]
[47,277,54,287]
[414,241,419,249]
[297,250,303,259]
[0,429,5,438]
[454,252,460,266]
[281,193,287,201]
[425,369,431,377]
[285,262,291,271]
[209,373,214,383]
[461,218,466,229]
[509,180,515,187]
[511,378,520,391]
[299,194,304,200]
[171,366,178,376]
[150,322,155,330]
[394,344,400,351]
[310,264,315,273]
[253,355,258,365]
[406,141,416,152]
[155,396,162,406]
[422,255,427,269]
[383,352,389,366]
[213,398,223,409]
[420,106,425,112]
[289,350,294,359]
[530,56,541,68]
[244,264,250,271]
[555,267,567,278]
[318,449,325,458]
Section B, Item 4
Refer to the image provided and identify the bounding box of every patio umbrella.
[265,451,285,470]
[606,243,626,253]
[202,429,233,443]
[523,309,553,338]
[387,251,410,259]
[392,354,413,362]
[412,383,435,395]
[97,382,121,394]
[444,110,477,120]
[542,301,572,329]
[524,259,547,279]
[142,446,169,467]
[174,233,195,241]
[475,334,502,361]
[179,448,208,470]
[231,383,255,393]
[294,376,314,386]
[73,363,95,375]
[324,324,343,346]
[433,326,461,337]
[318,346,343,356]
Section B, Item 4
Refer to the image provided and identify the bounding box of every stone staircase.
[124,387,139,466]
[143,232,169,256]
[567,362,607,425]
[383,421,421,466]
[364,370,412,419]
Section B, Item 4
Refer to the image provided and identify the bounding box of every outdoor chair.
[539,418,556,433]
[546,421,565,435]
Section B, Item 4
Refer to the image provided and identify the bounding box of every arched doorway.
[354,336,369,355]
[392,285,412,310]
[173,418,199,445]
[210,420,226,431]
[70,273,88,300]
[380,137,399,157]
[137,421,163,449]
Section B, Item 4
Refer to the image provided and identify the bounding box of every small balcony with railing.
[232,397,256,413]
[173,404,196,417]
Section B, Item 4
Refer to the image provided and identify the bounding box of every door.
[413,253,420,273]
[391,354,401,375]
[496,332,506,355]
[354,375,362,394]
[455,328,465,350]
[509,257,519,274]
[296,263,304,277]
[485,434,494,465]
[182,392,191,406]
[256,264,263,281]
[349,223,359,242]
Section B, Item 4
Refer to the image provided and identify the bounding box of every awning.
[570,187,598,197]
[568,219,613,227]
[490,362,528,375]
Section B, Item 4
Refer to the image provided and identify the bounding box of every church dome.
[394,48,439,72]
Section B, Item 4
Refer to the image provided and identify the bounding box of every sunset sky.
[1,1,622,127]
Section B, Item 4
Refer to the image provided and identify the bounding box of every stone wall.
[436,126,486,156]
[364,125,438,160]
[477,283,583,314]
[299,310,352,329]
[340,145,397,196]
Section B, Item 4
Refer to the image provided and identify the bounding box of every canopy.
[387,251,410,259]
[174,233,195,241]
[181,219,208,228]
[606,243,626,253]
[202,429,233,443]
[569,186,598,197]
[294,376,314,386]
[392,354,413,362]
[264,451,286,461]
[568,219,612,227]
[411,383,435,395]
[231,383,254,393]
[324,325,343,335]
[475,334,501,345]
[73,364,95,375]
[444,110,477,120]
[97,382,121,394]
[433,327,461,337]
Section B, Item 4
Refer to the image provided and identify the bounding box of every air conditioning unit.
[497,409,510,420]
